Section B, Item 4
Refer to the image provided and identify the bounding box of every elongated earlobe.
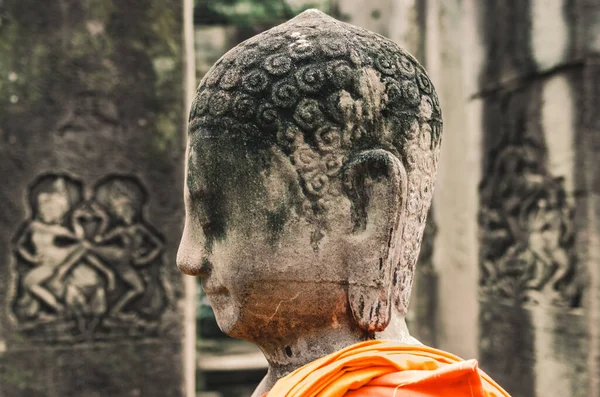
[342,149,407,333]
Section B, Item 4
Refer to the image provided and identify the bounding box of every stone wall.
[420,0,600,395]
[0,1,196,396]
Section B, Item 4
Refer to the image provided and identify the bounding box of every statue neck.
[251,312,418,397]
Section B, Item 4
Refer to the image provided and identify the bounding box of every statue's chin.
[210,302,242,337]
[214,318,235,338]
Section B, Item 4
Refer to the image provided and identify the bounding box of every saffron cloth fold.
[265,340,510,397]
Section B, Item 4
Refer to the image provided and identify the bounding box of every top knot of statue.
[184,9,442,332]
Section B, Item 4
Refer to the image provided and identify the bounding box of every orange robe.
[265,340,510,397]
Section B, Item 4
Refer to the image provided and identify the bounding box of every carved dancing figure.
[53,200,116,287]
[93,177,163,319]
[520,177,571,301]
[16,176,87,315]
[483,145,544,250]
[53,201,117,333]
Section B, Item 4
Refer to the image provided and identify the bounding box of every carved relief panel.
[479,140,581,309]
[9,173,169,342]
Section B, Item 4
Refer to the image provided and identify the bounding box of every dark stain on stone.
[267,205,290,245]
[479,301,536,397]
[374,300,381,320]
[310,228,325,251]
[477,0,537,89]
[201,188,228,248]
[358,295,365,316]
[477,1,537,395]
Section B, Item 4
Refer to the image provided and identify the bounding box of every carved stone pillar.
[0,1,195,396]
[475,1,592,396]
[421,0,481,360]
[422,0,598,396]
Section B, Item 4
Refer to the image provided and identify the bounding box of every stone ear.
[342,149,407,333]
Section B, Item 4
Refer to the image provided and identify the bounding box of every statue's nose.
[176,228,206,276]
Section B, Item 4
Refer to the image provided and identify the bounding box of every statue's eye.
[201,221,214,236]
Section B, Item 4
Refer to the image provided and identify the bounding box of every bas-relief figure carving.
[479,140,582,309]
[9,173,169,341]
[178,10,506,397]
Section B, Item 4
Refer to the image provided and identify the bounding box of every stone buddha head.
[178,8,442,377]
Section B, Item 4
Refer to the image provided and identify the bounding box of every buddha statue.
[178,9,508,397]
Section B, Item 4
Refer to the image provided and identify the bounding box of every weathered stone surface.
[580,3,600,396]
[475,3,591,396]
[478,78,583,310]
[418,0,481,360]
[178,9,442,397]
[476,0,582,91]
[479,301,589,396]
[0,1,194,396]
[420,0,598,396]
